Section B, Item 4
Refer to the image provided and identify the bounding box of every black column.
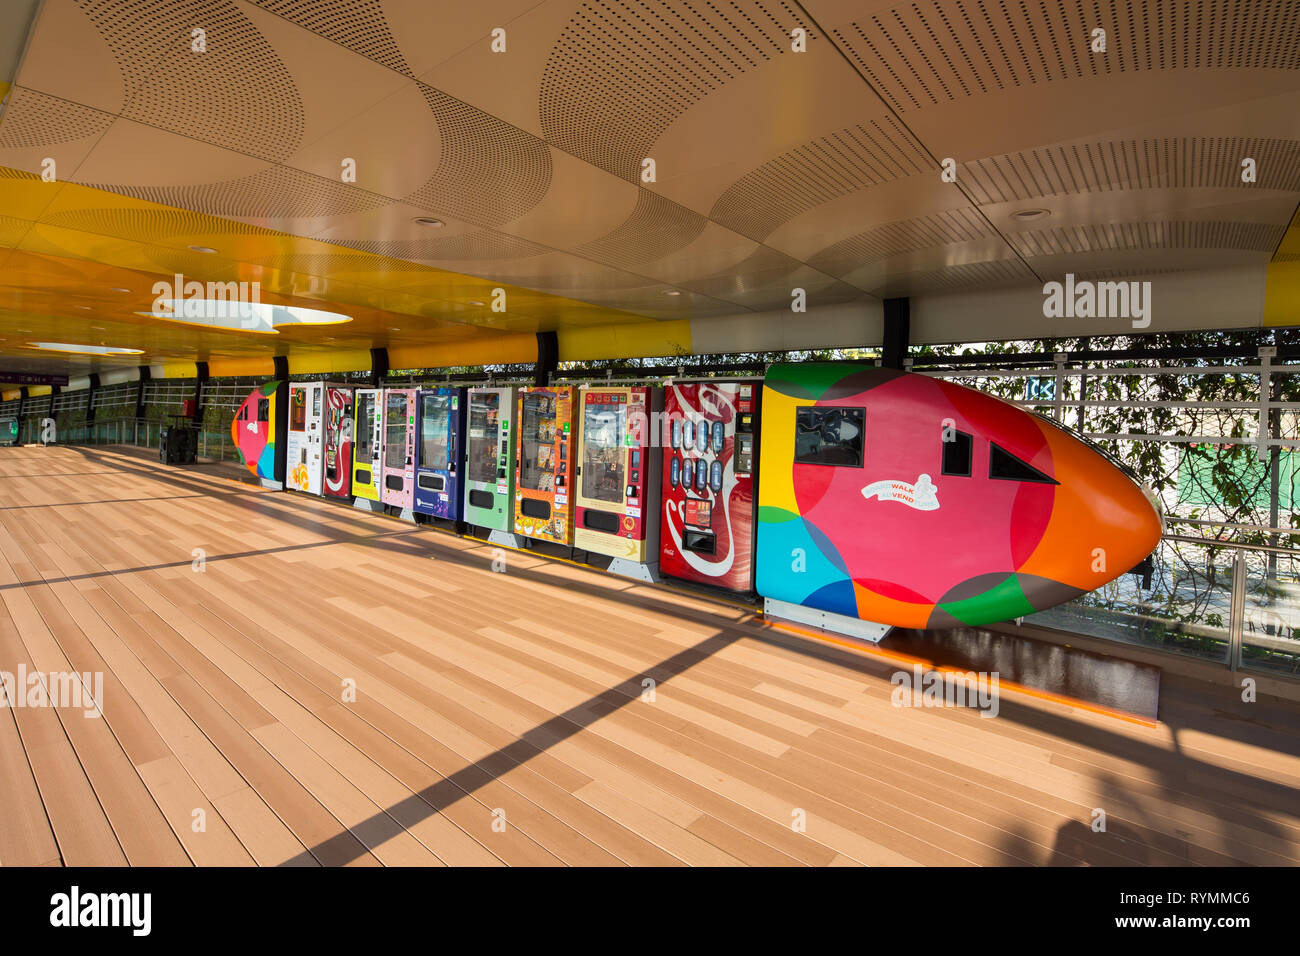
[134,366,150,420]
[192,361,209,423]
[272,355,289,484]
[534,331,558,387]
[369,347,388,388]
[16,387,27,446]
[881,297,910,370]
[85,373,101,427]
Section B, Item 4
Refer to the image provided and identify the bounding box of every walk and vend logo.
[1042,273,1152,329]
[0,665,103,718]
[891,665,1000,718]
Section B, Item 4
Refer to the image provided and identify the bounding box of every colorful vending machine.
[351,388,383,506]
[574,385,663,579]
[659,381,759,592]
[285,381,324,495]
[322,385,354,499]
[463,386,516,535]
[380,388,417,510]
[231,379,279,488]
[513,386,576,545]
[413,386,466,521]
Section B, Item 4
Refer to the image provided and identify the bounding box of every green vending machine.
[463,386,517,539]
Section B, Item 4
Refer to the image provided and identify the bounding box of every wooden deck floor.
[1,444,1298,867]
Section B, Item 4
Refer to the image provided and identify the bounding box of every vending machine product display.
[285,382,324,495]
[513,386,575,544]
[659,381,759,592]
[413,386,466,521]
[380,388,417,509]
[351,388,383,502]
[322,385,354,499]
[463,386,516,531]
[574,385,663,568]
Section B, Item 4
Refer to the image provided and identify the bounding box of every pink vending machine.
[380,388,416,509]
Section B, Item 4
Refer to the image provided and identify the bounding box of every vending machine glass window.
[355,393,374,458]
[384,393,408,468]
[582,402,625,503]
[467,391,501,483]
[520,392,557,491]
[290,393,306,431]
[419,393,451,468]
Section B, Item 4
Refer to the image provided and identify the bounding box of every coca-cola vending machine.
[659,381,759,592]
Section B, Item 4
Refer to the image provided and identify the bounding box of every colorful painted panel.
[756,363,1163,629]
[231,380,278,481]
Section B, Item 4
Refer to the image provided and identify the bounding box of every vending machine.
[380,388,417,509]
[659,381,760,592]
[322,385,354,499]
[351,388,383,504]
[513,386,576,545]
[463,386,516,533]
[413,386,466,521]
[285,381,324,495]
[574,385,663,577]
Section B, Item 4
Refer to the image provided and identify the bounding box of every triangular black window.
[989,442,1058,484]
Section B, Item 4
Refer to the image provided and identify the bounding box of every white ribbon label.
[861,473,939,511]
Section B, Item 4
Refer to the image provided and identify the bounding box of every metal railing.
[23,417,242,464]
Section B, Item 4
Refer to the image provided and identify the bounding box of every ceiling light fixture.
[662,290,682,296]
[187,245,218,254]
[468,300,484,306]
[413,217,444,227]
[109,287,131,293]
[139,299,352,334]
[1011,208,1050,221]
[26,342,143,355]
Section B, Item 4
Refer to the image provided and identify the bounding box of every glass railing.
[1030,532,1300,676]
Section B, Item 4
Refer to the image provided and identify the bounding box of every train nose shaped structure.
[1006,419,1164,621]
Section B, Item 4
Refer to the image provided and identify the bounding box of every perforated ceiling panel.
[0,88,114,148]
[577,190,709,269]
[540,0,815,181]
[90,166,392,219]
[41,207,280,241]
[249,0,413,75]
[342,232,551,262]
[833,0,1300,113]
[75,0,305,161]
[710,116,934,240]
[963,136,1300,204]
[406,85,552,228]
[1009,220,1287,257]
[811,207,994,270]
[872,257,1036,295]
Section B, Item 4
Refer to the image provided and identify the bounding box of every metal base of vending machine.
[606,558,660,584]
[486,529,522,550]
[260,478,283,491]
[397,507,417,523]
[763,597,891,644]
[352,497,384,513]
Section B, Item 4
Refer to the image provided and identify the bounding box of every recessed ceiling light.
[468,300,484,306]
[413,217,443,227]
[1011,208,1050,221]
[663,290,682,296]
[389,327,401,331]
[139,299,352,333]
[26,342,144,355]
[188,245,218,254]
[109,287,131,293]
[91,325,106,330]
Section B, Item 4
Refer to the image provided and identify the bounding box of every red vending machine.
[659,381,759,592]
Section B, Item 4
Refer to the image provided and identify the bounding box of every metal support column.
[881,297,909,370]
[534,330,558,387]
